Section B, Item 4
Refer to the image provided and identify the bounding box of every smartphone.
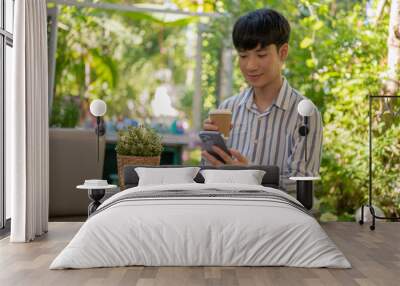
[199,131,232,163]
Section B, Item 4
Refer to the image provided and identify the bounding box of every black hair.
[232,8,291,51]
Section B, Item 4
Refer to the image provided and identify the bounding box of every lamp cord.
[305,135,307,162]
[304,116,308,162]
[96,117,100,162]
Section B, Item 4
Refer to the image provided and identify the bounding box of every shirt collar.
[238,87,253,107]
[238,77,292,111]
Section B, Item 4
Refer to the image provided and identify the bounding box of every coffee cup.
[209,109,232,138]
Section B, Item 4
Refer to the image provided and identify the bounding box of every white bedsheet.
[50,183,351,269]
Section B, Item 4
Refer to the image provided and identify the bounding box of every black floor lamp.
[89,99,107,162]
[289,99,321,210]
[359,95,400,230]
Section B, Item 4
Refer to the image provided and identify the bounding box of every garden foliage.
[52,0,399,219]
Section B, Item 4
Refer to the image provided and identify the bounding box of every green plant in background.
[183,149,202,166]
[50,96,80,128]
[51,0,400,220]
[200,0,399,220]
[115,126,163,157]
[52,4,195,121]
[290,0,393,220]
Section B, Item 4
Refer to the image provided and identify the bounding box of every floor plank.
[0,222,399,286]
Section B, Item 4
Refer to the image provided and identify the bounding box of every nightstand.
[77,181,117,216]
[289,176,320,210]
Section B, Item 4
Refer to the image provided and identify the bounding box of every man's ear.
[279,43,289,61]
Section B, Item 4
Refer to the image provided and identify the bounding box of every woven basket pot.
[117,154,161,187]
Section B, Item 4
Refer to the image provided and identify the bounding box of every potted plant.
[115,126,163,187]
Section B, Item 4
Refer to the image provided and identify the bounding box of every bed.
[50,165,351,269]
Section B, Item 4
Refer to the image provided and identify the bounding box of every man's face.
[238,43,288,88]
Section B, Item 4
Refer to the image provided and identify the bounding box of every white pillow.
[135,167,201,186]
[200,169,266,185]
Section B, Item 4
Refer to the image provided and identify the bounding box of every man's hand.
[203,118,233,132]
[203,118,219,131]
[201,146,248,167]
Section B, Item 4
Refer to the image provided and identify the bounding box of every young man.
[202,8,323,192]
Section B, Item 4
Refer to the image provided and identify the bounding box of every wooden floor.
[0,222,399,286]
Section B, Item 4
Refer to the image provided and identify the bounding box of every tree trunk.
[385,0,400,95]
[375,0,388,24]
[217,44,233,106]
[193,23,203,131]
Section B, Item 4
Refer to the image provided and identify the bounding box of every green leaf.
[312,20,324,31]
[306,58,316,68]
[300,37,313,49]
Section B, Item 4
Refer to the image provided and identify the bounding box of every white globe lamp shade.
[90,99,107,117]
[297,99,315,117]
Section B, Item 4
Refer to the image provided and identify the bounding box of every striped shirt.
[202,78,323,192]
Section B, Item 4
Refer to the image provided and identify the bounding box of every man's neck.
[253,76,283,113]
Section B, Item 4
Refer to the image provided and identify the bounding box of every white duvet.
[50,183,351,269]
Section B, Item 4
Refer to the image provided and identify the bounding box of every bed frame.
[123,165,314,210]
[123,165,280,190]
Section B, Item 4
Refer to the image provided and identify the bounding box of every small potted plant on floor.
[115,126,163,187]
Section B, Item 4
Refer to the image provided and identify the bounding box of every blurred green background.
[48,0,400,221]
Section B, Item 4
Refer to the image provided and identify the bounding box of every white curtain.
[8,0,49,242]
